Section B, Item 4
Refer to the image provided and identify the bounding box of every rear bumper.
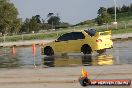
[94,43,113,51]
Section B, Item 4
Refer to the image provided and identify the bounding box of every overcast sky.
[11,0,132,24]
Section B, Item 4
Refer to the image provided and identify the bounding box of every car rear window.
[84,29,96,37]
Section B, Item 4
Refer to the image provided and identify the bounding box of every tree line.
[107,4,132,14]
[20,13,71,34]
[0,0,70,35]
[96,4,132,25]
[0,0,131,35]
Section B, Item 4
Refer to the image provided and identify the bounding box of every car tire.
[44,47,54,56]
[97,49,106,54]
[81,45,92,55]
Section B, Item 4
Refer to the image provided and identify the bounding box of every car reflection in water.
[92,55,114,65]
[43,54,114,67]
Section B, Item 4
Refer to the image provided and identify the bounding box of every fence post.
[56,32,58,36]
[106,23,109,29]
[22,34,24,41]
[125,23,126,29]
[3,34,5,42]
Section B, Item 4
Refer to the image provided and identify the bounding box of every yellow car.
[41,29,113,56]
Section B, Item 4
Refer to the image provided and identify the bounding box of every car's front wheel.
[44,47,54,56]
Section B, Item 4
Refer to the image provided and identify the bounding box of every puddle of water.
[0,40,132,68]
[43,54,114,67]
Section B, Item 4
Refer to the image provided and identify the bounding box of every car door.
[67,32,85,52]
[54,33,70,52]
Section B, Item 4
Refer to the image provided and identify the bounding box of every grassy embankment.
[0,12,132,42]
[0,27,131,42]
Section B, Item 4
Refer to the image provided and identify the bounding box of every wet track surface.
[0,40,132,68]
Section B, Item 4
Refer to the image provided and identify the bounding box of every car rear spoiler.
[95,30,111,36]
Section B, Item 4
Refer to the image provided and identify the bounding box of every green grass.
[75,19,96,27]
[0,31,66,42]
[0,27,132,42]
[112,28,132,34]
[0,33,57,42]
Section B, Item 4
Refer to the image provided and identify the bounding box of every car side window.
[57,32,85,41]
[72,32,85,40]
[57,33,70,41]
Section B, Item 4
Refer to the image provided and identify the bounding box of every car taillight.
[96,39,102,42]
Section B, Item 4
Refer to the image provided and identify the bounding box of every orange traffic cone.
[81,67,89,77]
[12,46,16,55]
[32,43,36,56]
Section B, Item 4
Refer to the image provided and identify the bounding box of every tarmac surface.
[0,33,132,88]
[0,65,131,88]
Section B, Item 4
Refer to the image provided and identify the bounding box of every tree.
[121,5,129,12]
[0,0,20,35]
[28,16,40,32]
[19,18,30,33]
[96,7,112,25]
[40,23,52,30]
[47,16,60,26]
[130,3,132,12]
[97,7,107,15]
[10,18,22,34]
[55,22,71,29]
[107,7,115,14]
[34,15,41,23]
[42,13,54,23]
[107,7,121,14]
[96,16,103,26]
[20,16,41,33]
[47,13,54,18]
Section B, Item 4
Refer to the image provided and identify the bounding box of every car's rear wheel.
[97,49,106,54]
[81,45,92,55]
[44,47,54,56]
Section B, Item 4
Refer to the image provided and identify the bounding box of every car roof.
[72,28,96,32]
